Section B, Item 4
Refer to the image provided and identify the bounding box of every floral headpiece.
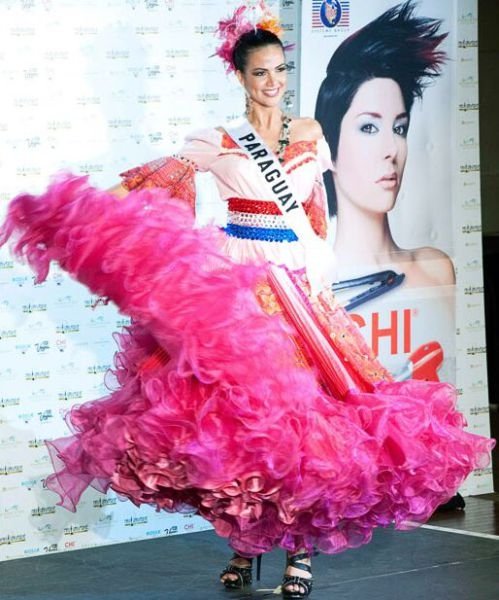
[214,1,284,73]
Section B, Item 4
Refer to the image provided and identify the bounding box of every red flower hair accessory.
[214,1,284,73]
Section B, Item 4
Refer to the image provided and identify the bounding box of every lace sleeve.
[120,157,196,211]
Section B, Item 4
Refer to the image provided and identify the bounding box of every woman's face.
[332,77,409,216]
[236,44,287,109]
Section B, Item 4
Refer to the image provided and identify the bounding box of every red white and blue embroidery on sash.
[224,198,298,243]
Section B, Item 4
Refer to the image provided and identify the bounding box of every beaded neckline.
[276,114,291,163]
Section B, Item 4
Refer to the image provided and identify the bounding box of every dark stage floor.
[2,495,498,600]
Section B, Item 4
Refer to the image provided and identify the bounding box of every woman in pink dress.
[0,3,494,599]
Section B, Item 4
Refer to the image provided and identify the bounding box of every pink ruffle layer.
[1,174,494,556]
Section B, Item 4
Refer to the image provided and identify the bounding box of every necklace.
[247,113,292,162]
[276,114,291,163]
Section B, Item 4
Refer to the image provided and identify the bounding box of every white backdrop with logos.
[0,0,299,563]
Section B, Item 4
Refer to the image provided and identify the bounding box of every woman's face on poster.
[332,77,409,216]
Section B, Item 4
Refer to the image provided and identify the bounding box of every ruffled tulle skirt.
[0,174,494,556]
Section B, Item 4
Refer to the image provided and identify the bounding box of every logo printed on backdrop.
[313,0,349,29]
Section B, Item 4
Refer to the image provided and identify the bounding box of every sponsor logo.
[0,464,24,476]
[24,67,39,79]
[15,343,32,354]
[10,26,36,36]
[194,25,217,35]
[0,534,27,546]
[64,524,89,535]
[459,102,479,112]
[473,467,493,477]
[165,49,190,59]
[464,285,484,295]
[38,409,54,423]
[25,370,51,381]
[460,136,478,149]
[106,50,130,60]
[460,163,480,174]
[87,364,111,375]
[14,96,39,108]
[462,197,479,209]
[47,120,72,131]
[0,329,17,339]
[146,529,162,537]
[138,94,161,104]
[0,397,21,408]
[79,163,105,174]
[466,320,484,331]
[136,26,160,35]
[58,390,83,402]
[96,514,113,525]
[461,224,481,234]
[0,368,15,381]
[458,12,477,25]
[149,131,164,144]
[28,438,46,449]
[55,337,67,352]
[464,258,481,271]
[167,116,191,127]
[35,340,50,353]
[196,93,219,103]
[44,50,70,61]
[124,516,148,526]
[93,497,117,508]
[0,436,21,449]
[460,76,478,87]
[58,361,79,375]
[52,272,65,286]
[351,308,413,356]
[22,303,47,313]
[12,274,30,286]
[31,506,56,517]
[458,39,478,49]
[74,26,99,36]
[466,345,486,356]
[56,322,80,334]
[164,525,179,536]
[108,119,133,129]
[313,0,349,29]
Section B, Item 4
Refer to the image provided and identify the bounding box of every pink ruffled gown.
[0,128,494,557]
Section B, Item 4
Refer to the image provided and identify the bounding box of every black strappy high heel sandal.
[219,553,262,589]
[281,552,313,599]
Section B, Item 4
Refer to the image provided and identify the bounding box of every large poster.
[300,0,493,495]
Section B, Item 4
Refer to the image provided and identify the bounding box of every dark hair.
[232,28,284,72]
[315,1,447,215]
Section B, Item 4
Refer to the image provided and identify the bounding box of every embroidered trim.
[227,198,293,231]
[224,223,298,242]
[228,198,281,215]
[228,211,289,230]
[221,133,318,167]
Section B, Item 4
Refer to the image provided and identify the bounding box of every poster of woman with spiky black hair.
[301,0,492,495]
